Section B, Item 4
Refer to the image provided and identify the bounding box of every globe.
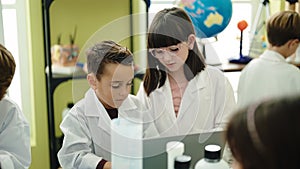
[181,0,232,38]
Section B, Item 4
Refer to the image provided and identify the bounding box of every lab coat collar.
[154,69,209,122]
[177,68,209,120]
[84,88,139,134]
[260,50,287,63]
[118,95,138,112]
[84,88,106,117]
[189,68,208,92]
[155,76,170,93]
[84,88,138,117]
[83,88,111,135]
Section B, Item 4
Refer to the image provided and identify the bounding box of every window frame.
[1,0,35,145]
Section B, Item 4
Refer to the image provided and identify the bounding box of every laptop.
[143,130,226,169]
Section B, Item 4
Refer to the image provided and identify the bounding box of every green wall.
[27,0,50,168]
[49,0,131,49]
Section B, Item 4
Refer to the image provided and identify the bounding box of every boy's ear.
[288,39,299,48]
[87,73,97,90]
[187,34,196,49]
[294,39,300,46]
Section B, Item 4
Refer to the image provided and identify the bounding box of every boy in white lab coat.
[237,11,300,109]
[57,40,157,169]
[0,44,31,169]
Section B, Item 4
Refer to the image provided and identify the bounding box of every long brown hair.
[143,7,206,96]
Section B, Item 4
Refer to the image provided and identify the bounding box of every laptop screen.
[143,130,226,169]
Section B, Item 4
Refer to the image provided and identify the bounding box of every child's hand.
[103,161,112,169]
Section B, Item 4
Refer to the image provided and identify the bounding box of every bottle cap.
[166,141,185,169]
[204,144,221,161]
[174,155,191,169]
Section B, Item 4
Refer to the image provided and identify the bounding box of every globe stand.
[229,27,252,64]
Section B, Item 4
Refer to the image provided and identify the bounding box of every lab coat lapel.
[260,50,287,63]
[155,78,179,135]
[177,73,207,122]
[155,78,177,122]
[83,89,112,154]
[84,89,111,135]
[118,95,140,119]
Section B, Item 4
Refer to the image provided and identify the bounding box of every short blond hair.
[267,10,300,46]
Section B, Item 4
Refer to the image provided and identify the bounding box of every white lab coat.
[0,96,31,169]
[136,66,236,137]
[237,50,300,109]
[57,88,158,169]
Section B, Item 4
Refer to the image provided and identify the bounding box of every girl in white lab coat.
[0,44,31,169]
[58,40,157,169]
[136,7,236,137]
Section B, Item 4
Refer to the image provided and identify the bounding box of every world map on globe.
[181,0,233,38]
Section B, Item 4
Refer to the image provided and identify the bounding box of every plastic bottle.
[111,118,143,169]
[174,155,191,169]
[194,144,230,169]
[167,141,185,169]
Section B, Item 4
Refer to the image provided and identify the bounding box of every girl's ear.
[87,73,97,90]
[187,34,196,49]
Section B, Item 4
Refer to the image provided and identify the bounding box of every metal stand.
[248,0,270,57]
[229,28,253,64]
